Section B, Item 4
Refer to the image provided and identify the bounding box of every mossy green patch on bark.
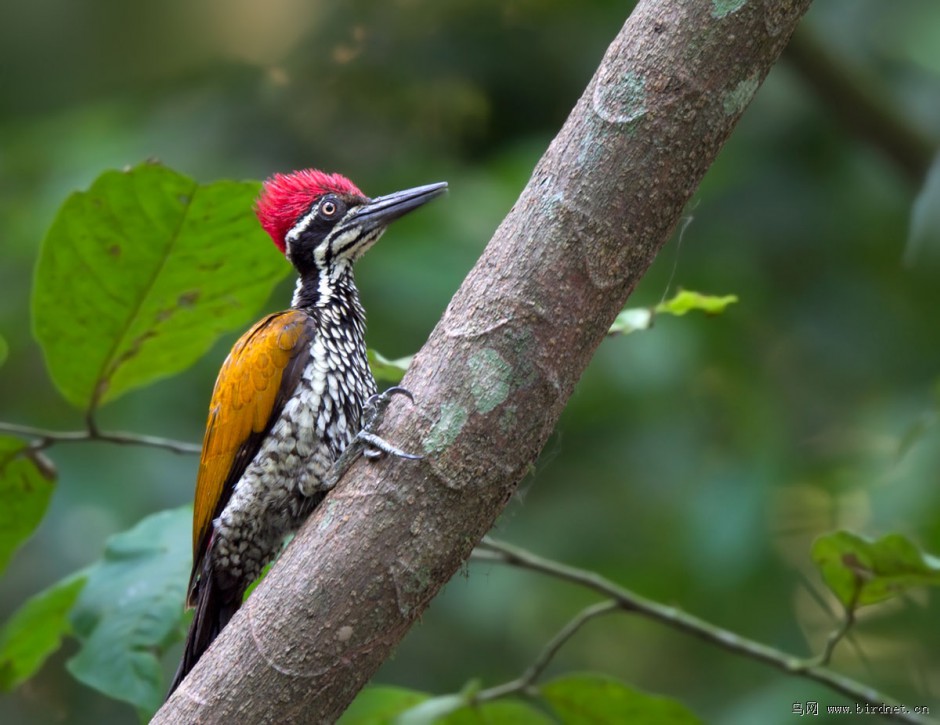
[468,348,513,414]
[711,0,747,19]
[592,70,647,125]
[422,402,469,455]
[722,74,760,116]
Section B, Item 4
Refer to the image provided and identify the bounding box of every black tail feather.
[166,572,239,700]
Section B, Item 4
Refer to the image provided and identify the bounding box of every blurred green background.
[2,1,940,722]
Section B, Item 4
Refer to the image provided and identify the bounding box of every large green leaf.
[0,436,56,575]
[812,530,940,609]
[542,674,702,724]
[66,507,191,716]
[0,572,87,690]
[32,162,289,409]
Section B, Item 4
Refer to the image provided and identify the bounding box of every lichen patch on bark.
[468,348,512,414]
[422,401,469,455]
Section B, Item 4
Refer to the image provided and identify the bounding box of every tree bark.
[154,1,813,722]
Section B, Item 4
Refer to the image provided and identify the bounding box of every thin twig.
[472,538,932,725]
[474,601,620,702]
[85,409,101,437]
[816,582,861,667]
[0,421,200,455]
[817,604,856,668]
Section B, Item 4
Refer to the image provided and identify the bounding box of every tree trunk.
[154,1,813,721]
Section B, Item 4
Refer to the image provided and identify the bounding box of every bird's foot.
[322,386,422,490]
[359,386,423,460]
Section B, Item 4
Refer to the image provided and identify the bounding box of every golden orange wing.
[188,309,314,602]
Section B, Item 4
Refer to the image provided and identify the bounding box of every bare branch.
[0,420,200,455]
[473,539,928,725]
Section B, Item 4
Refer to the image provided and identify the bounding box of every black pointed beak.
[349,181,448,233]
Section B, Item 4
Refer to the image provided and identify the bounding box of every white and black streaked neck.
[291,262,366,323]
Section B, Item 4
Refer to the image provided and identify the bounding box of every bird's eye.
[319,198,342,219]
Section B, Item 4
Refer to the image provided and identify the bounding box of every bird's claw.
[322,386,423,490]
[362,386,416,427]
[360,386,422,460]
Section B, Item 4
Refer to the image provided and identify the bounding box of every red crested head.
[255,169,364,253]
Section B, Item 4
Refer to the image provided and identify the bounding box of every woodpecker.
[167,169,447,697]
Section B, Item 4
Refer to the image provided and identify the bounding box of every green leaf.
[0,572,87,690]
[0,333,8,368]
[395,694,467,725]
[369,349,413,384]
[341,686,553,725]
[242,559,274,601]
[340,686,551,725]
[32,162,290,409]
[339,685,431,724]
[608,308,654,336]
[812,531,940,609]
[0,436,57,575]
[542,674,702,724]
[440,700,554,724]
[608,290,737,337]
[66,507,191,715]
[654,290,738,316]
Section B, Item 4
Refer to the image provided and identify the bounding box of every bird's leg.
[322,386,422,490]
